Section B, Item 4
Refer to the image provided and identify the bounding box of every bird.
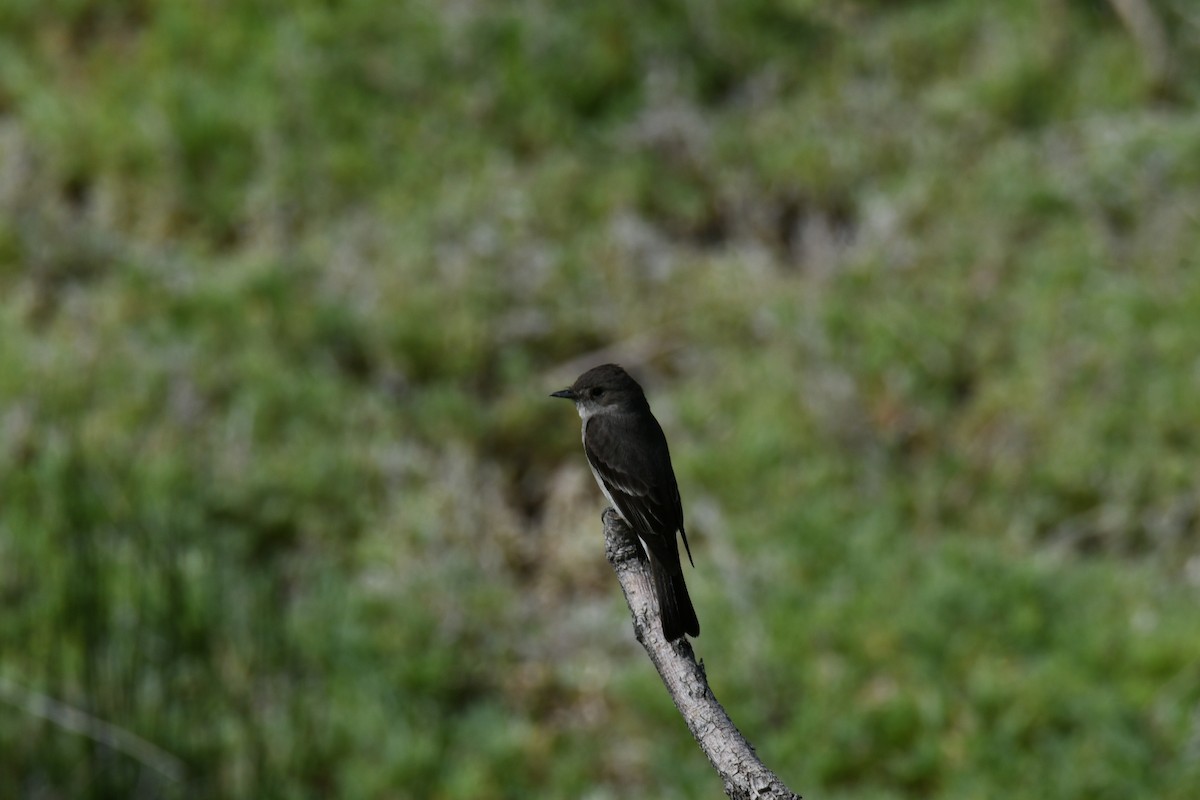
[551,363,700,640]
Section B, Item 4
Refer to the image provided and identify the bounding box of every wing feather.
[583,414,686,567]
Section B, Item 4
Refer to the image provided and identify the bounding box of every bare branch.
[1108,0,1172,89]
[602,508,801,800]
[545,333,681,388]
[0,674,185,785]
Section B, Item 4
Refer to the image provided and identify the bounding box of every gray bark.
[602,508,801,800]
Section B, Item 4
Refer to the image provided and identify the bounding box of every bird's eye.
[593,388,605,398]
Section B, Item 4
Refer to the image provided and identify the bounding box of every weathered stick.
[0,675,184,785]
[1108,0,1171,89]
[602,508,801,800]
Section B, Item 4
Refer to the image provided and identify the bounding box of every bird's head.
[551,363,647,418]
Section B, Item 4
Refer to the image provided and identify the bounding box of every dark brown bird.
[552,364,700,640]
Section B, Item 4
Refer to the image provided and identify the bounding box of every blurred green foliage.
[2,0,1200,797]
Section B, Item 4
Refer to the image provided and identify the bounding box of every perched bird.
[551,363,700,640]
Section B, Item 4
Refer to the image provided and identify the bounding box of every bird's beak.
[550,388,576,400]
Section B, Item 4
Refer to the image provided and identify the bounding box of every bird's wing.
[583,418,684,562]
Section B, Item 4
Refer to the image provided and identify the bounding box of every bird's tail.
[650,558,700,640]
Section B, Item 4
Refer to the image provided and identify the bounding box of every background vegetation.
[2,0,1199,797]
